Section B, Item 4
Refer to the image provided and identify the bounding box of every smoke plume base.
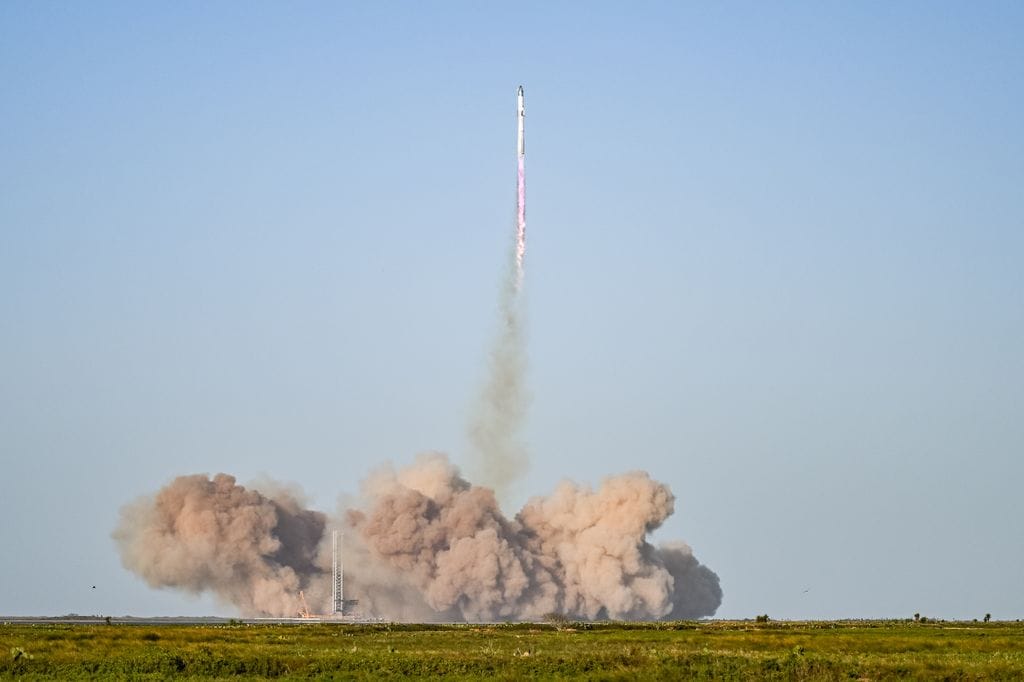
[114,454,721,622]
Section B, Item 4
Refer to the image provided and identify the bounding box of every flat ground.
[3,620,1023,680]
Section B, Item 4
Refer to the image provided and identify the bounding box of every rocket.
[514,85,526,283]
[516,85,525,157]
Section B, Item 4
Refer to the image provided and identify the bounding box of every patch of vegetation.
[1,620,1023,679]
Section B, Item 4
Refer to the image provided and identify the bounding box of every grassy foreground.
[3,620,1024,680]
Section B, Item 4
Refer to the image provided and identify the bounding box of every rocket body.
[516,85,525,157]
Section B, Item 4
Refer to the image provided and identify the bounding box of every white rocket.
[517,85,525,157]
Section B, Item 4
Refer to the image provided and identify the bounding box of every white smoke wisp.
[114,456,722,621]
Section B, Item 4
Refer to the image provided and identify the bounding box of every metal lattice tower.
[332,531,343,615]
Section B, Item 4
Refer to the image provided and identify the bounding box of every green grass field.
[3,620,1023,680]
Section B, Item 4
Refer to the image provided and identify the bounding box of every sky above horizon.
[2,1,1022,620]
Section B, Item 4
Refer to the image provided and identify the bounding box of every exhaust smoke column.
[468,86,530,493]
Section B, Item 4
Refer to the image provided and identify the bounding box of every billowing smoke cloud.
[113,474,327,616]
[114,455,721,620]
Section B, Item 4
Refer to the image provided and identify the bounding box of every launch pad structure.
[294,530,360,620]
[332,530,358,617]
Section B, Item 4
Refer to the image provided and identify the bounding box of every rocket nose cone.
[518,85,524,96]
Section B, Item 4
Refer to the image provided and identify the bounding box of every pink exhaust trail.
[516,155,526,289]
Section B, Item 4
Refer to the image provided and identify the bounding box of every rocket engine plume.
[114,456,722,621]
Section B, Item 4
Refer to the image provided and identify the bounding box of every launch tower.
[332,530,358,616]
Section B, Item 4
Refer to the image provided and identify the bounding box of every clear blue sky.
[2,1,1022,619]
